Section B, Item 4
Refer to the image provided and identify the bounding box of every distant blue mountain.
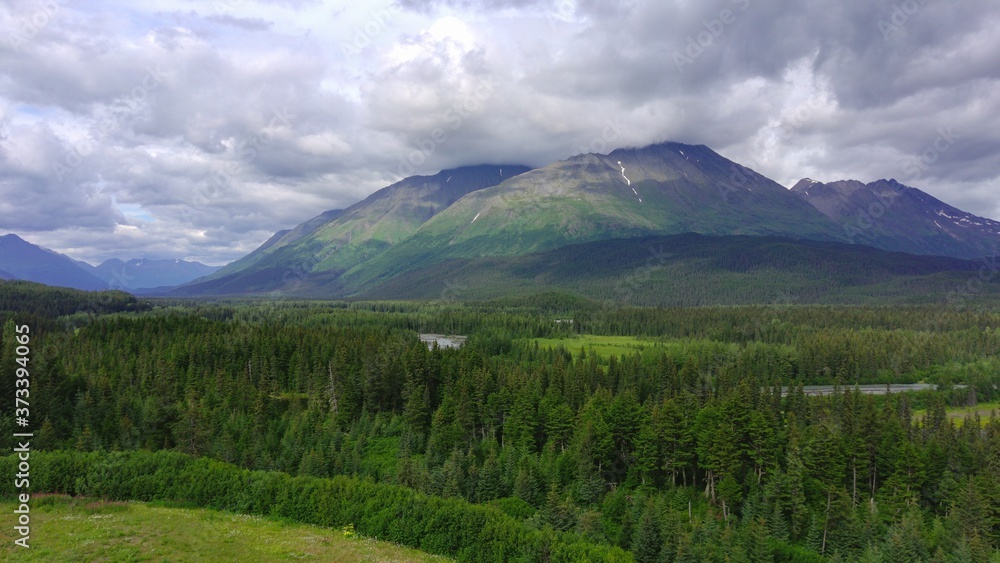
[0,233,221,291]
[91,258,220,290]
[0,234,107,291]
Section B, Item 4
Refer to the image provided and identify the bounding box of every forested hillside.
[2,291,999,561]
[357,233,1000,305]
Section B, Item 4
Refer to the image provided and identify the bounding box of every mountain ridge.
[0,234,109,291]
[173,164,531,295]
[90,258,221,290]
[335,141,852,292]
[175,140,1000,299]
[7,140,999,299]
[0,234,219,292]
[792,177,1000,259]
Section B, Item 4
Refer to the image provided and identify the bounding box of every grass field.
[913,401,999,428]
[529,334,658,359]
[0,495,449,562]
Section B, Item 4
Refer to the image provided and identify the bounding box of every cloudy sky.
[1,0,998,265]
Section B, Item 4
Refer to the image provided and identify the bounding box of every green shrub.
[488,496,537,520]
[1,450,632,563]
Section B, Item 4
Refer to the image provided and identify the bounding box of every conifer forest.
[2,281,999,561]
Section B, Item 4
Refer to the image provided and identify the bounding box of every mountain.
[792,178,1000,259]
[339,142,847,291]
[201,209,345,283]
[171,140,1000,300]
[0,233,219,292]
[0,234,108,291]
[91,258,221,290]
[359,233,997,306]
[173,164,531,295]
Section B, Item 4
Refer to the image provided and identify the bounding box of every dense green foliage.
[361,234,1000,306]
[0,280,146,328]
[0,451,627,562]
[2,287,999,560]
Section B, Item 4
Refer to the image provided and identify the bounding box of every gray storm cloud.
[0,0,997,265]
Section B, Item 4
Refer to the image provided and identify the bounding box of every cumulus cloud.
[0,0,997,265]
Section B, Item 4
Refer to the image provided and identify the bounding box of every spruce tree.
[477,452,504,502]
[767,503,790,543]
[631,500,661,563]
[747,516,773,562]
[514,463,540,506]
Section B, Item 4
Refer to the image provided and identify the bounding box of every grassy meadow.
[529,334,659,359]
[913,401,1000,428]
[0,495,450,562]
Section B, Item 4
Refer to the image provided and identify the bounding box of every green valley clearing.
[913,401,999,428]
[530,334,658,358]
[0,496,449,562]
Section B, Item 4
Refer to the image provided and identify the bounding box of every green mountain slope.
[358,233,997,306]
[173,165,530,295]
[340,142,847,290]
[203,209,346,281]
[170,141,1000,300]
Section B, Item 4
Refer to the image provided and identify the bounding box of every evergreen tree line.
[1,300,998,560]
[0,450,630,562]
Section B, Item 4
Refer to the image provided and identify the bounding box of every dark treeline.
[0,280,147,332]
[1,289,999,561]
